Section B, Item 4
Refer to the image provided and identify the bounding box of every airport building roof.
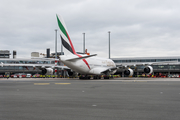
[111,56,180,63]
[112,56,180,60]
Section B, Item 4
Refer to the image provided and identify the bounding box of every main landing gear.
[93,75,101,79]
[79,75,91,79]
[79,75,113,79]
[79,75,101,79]
[104,76,110,79]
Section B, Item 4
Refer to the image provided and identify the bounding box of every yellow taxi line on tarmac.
[34,83,71,85]
[55,83,71,85]
[135,81,147,82]
[122,81,134,82]
[34,83,50,85]
[133,79,147,82]
[121,80,147,83]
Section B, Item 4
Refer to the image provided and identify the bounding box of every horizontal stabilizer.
[66,54,97,61]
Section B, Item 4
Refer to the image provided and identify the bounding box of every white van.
[26,74,32,78]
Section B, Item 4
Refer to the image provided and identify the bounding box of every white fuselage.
[60,54,116,75]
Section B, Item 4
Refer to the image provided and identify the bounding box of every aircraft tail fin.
[56,14,76,55]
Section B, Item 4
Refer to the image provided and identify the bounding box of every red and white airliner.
[56,14,178,79]
[56,14,117,79]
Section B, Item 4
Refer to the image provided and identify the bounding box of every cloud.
[0,0,180,58]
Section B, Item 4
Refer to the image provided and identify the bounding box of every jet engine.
[144,66,153,74]
[67,69,77,77]
[67,71,74,76]
[42,68,53,75]
[124,68,134,76]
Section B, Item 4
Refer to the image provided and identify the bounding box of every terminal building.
[1,49,180,77]
[0,50,11,58]
[0,58,65,75]
[0,49,67,76]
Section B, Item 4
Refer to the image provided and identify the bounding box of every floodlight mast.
[108,31,111,59]
[83,33,85,53]
[55,29,57,58]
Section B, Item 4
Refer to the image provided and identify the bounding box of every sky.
[0,0,180,58]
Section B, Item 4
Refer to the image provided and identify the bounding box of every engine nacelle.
[124,68,134,76]
[67,69,77,76]
[42,68,53,75]
[68,71,74,76]
[144,66,153,74]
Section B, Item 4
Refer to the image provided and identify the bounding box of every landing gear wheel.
[79,75,91,79]
[104,76,110,79]
[93,76,97,79]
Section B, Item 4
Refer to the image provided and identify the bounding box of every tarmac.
[0,78,180,120]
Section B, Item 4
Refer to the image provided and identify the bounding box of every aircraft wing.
[101,67,119,75]
[117,61,178,68]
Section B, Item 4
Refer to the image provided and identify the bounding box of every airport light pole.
[108,31,111,59]
[83,33,85,53]
[61,35,63,53]
[55,29,57,59]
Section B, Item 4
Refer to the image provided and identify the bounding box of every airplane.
[56,14,177,79]
[56,14,118,79]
